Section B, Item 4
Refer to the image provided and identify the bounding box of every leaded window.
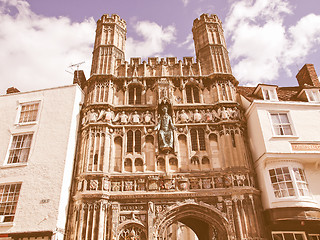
[186,85,200,103]
[129,86,142,105]
[190,129,206,151]
[269,166,310,198]
[127,130,141,153]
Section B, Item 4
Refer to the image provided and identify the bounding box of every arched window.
[157,158,165,172]
[202,156,210,165]
[190,129,206,151]
[191,156,200,165]
[129,86,142,105]
[169,158,178,171]
[135,158,144,172]
[186,85,200,103]
[135,130,141,153]
[127,130,133,153]
[124,158,132,172]
[127,130,141,153]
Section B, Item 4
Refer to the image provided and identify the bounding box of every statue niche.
[154,104,175,154]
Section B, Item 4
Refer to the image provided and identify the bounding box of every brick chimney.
[296,64,320,87]
[6,87,20,94]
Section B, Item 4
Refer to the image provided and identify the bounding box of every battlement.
[98,14,127,29]
[125,57,195,67]
[114,56,201,77]
[193,13,222,28]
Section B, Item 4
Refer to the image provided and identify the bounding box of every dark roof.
[237,85,304,102]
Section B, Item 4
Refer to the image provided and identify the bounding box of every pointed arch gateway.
[155,202,232,240]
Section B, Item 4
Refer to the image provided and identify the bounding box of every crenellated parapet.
[115,56,202,78]
[192,13,222,28]
[98,14,127,30]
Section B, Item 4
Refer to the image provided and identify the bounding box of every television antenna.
[65,61,85,75]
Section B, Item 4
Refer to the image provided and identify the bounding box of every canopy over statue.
[154,105,175,153]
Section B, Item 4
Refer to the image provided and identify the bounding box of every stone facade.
[65,14,266,240]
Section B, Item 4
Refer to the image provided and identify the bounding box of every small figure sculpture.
[97,108,114,123]
[193,109,202,122]
[154,106,175,153]
[212,109,220,121]
[219,107,230,120]
[143,111,154,124]
[130,111,141,124]
[114,111,129,124]
[176,109,189,123]
[88,109,98,123]
[204,109,213,122]
[105,108,114,123]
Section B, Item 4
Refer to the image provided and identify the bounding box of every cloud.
[126,21,176,59]
[225,0,320,85]
[0,0,96,93]
[181,0,189,7]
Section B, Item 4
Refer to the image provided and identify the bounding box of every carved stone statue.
[193,109,202,122]
[114,111,129,124]
[154,106,175,153]
[88,109,98,123]
[143,111,154,124]
[97,108,114,123]
[176,109,189,123]
[130,111,141,124]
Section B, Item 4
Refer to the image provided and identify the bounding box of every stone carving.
[224,175,232,187]
[154,105,175,153]
[97,108,114,123]
[143,111,154,124]
[124,180,134,191]
[219,107,230,120]
[202,178,212,189]
[176,109,189,123]
[114,111,129,124]
[119,226,145,240]
[90,179,99,190]
[103,177,110,191]
[111,181,121,191]
[214,176,224,188]
[129,111,141,124]
[189,178,200,189]
[193,109,203,122]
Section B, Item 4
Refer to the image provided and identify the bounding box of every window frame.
[309,234,320,240]
[128,86,142,105]
[268,166,310,200]
[16,101,40,125]
[190,128,206,151]
[5,133,34,165]
[269,112,296,137]
[272,231,307,240]
[185,85,200,104]
[262,87,278,101]
[126,129,142,154]
[305,89,320,102]
[0,182,22,223]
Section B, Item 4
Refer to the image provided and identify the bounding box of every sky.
[0,0,320,94]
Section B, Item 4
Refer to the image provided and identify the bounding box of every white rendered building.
[239,64,320,240]
[0,84,83,240]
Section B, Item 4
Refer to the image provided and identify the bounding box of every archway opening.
[163,216,217,240]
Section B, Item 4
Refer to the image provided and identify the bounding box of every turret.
[90,14,127,75]
[192,14,232,75]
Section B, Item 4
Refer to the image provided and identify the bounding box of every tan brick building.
[64,13,266,240]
